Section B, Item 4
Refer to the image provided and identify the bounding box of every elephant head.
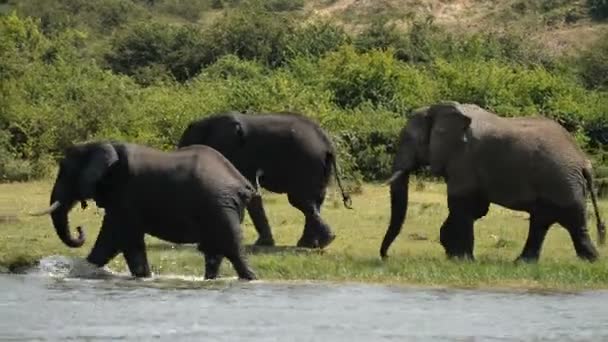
[380,102,472,258]
[178,113,245,153]
[31,142,119,248]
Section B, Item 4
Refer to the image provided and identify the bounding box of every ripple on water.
[2,255,608,341]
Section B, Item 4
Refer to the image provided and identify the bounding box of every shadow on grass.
[146,243,196,252]
[0,214,19,225]
[145,242,325,256]
[244,244,325,255]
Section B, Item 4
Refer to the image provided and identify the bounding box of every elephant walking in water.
[381,102,606,262]
[31,142,257,280]
[178,111,352,249]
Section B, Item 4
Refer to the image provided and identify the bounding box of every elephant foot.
[575,249,598,262]
[514,255,539,264]
[254,236,275,247]
[317,233,336,249]
[238,270,257,281]
[445,251,474,262]
[296,237,319,249]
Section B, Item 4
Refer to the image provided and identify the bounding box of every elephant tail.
[583,167,606,245]
[327,152,352,209]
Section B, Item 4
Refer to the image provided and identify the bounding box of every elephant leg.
[288,193,335,249]
[439,213,474,259]
[295,192,325,248]
[86,215,121,268]
[557,204,599,262]
[516,207,554,263]
[122,234,151,278]
[247,196,275,246]
[197,242,224,280]
[440,194,486,260]
[212,211,256,280]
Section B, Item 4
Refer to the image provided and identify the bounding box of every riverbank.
[1,180,607,291]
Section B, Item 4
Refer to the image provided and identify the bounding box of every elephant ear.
[79,143,118,199]
[428,102,472,140]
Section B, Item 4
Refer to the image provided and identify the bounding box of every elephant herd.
[31,101,607,281]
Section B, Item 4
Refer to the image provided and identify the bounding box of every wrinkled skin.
[42,141,257,280]
[178,111,352,249]
[380,102,606,262]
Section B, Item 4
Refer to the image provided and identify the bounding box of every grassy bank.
[1,179,607,291]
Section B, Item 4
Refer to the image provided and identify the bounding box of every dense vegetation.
[1,0,607,187]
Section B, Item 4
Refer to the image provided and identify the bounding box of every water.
[0,256,607,341]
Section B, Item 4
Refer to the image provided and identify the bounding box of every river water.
[0,256,606,341]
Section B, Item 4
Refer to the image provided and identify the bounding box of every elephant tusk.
[254,169,264,194]
[29,201,61,216]
[383,170,405,185]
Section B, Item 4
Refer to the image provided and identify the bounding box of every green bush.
[1,8,608,184]
[597,178,608,198]
[105,22,208,83]
[589,0,608,19]
[262,0,304,12]
[577,32,608,89]
[157,0,210,21]
[13,0,145,34]
[320,45,440,113]
[284,20,349,60]
[203,6,295,67]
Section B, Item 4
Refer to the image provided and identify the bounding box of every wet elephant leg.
[197,242,224,280]
[248,195,275,247]
[205,211,256,280]
[557,204,599,262]
[86,214,122,268]
[197,234,225,280]
[289,193,335,249]
[123,234,151,278]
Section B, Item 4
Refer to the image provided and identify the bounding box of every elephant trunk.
[50,182,85,248]
[380,170,409,259]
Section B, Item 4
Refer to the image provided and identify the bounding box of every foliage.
[203,6,295,68]
[589,0,608,19]
[1,6,608,183]
[105,22,208,84]
[577,32,608,90]
[11,0,145,34]
[320,45,440,113]
[261,0,304,12]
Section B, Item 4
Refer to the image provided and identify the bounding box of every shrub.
[320,45,440,113]
[157,0,210,22]
[105,22,208,83]
[262,0,304,12]
[203,6,295,67]
[354,17,407,54]
[13,0,145,34]
[577,32,608,90]
[284,20,349,60]
[200,54,265,80]
[589,0,608,19]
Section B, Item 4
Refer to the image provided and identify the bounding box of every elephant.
[30,141,258,280]
[380,101,606,262]
[177,111,352,249]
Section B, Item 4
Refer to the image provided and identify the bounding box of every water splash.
[27,255,252,289]
[34,255,124,280]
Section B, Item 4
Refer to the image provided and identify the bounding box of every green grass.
[1,179,607,291]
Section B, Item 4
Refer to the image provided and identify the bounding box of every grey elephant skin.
[178,111,352,249]
[381,102,606,262]
[36,141,257,280]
